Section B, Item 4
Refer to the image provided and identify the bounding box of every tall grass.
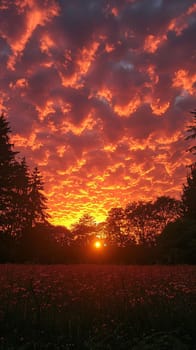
[0,265,195,349]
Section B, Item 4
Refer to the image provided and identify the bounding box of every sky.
[0,0,196,228]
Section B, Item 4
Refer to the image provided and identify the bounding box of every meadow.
[0,264,195,349]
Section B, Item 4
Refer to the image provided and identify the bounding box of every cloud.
[0,0,196,227]
[0,0,60,69]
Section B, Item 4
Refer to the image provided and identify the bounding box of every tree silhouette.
[126,201,157,246]
[0,114,49,241]
[28,167,49,228]
[9,157,31,237]
[181,163,196,220]
[185,109,196,155]
[158,218,196,264]
[106,207,136,247]
[125,197,181,246]
[153,196,182,233]
[52,225,73,247]
[71,214,97,246]
[0,113,19,235]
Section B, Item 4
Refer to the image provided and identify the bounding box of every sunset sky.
[0,0,196,227]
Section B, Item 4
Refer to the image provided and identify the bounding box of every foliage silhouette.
[185,109,196,155]
[106,207,135,247]
[28,167,49,228]
[157,218,196,264]
[0,114,49,255]
[182,164,196,220]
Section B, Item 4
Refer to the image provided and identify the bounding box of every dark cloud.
[0,4,26,42]
[27,67,61,106]
[125,105,161,139]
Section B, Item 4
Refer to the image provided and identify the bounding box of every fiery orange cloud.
[78,42,99,75]
[60,72,82,89]
[36,100,55,121]
[173,70,196,95]
[111,7,119,17]
[56,145,66,158]
[96,88,113,104]
[150,99,170,116]
[168,19,188,37]
[0,93,8,112]
[114,96,141,117]
[9,78,28,89]
[144,34,167,53]
[146,65,159,86]
[40,33,55,54]
[103,144,116,152]
[60,42,99,89]
[5,1,59,70]
[44,128,189,228]
[59,111,97,135]
[187,3,196,15]
[0,1,8,10]
[105,43,115,53]
[168,3,196,36]
[11,132,43,150]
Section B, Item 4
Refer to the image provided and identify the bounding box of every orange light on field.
[94,241,102,249]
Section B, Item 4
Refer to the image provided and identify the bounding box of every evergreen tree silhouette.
[0,114,49,238]
[0,114,19,235]
[182,163,196,220]
[11,157,32,236]
[28,167,49,228]
[186,109,196,155]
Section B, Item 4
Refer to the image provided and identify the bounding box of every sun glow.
[94,241,102,249]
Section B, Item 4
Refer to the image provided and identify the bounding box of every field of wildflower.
[0,264,195,349]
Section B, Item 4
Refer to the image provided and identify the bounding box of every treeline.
[0,114,48,237]
[0,112,196,264]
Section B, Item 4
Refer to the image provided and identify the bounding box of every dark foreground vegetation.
[0,234,196,265]
[0,264,195,350]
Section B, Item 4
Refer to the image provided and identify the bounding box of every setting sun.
[94,241,102,249]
